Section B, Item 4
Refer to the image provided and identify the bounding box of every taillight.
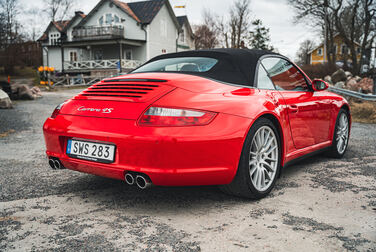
[51,102,65,118]
[138,107,217,126]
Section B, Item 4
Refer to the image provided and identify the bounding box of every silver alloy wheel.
[249,126,278,192]
[336,113,349,154]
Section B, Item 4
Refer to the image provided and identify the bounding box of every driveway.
[0,89,375,251]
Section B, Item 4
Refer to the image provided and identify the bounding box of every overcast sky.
[20,0,319,60]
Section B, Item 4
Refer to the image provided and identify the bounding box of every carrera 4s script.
[43,49,351,199]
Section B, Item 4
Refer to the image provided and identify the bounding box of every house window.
[125,50,132,60]
[341,44,349,55]
[317,48,323,56]
[356,47,361,54]
[49,33,60,45]
[94,50,103,60]
[99,13,121,26]
[105,13,112,25]
[70,51,78,62]
[180,30,185,43]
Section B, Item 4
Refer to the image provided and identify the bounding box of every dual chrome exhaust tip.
[125,172,152,189]
[48,158,64,170]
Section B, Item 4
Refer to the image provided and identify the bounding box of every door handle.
[288,105,299,113]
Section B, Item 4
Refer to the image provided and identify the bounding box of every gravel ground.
[0,89,375,251]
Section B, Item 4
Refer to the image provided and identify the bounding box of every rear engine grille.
[80,81,163,99]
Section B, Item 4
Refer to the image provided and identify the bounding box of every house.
[176,16,194,52]
[308,33,361,66]
[38,0,195,74]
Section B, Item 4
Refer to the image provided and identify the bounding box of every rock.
[357,78,373,94]
[30,86,43,98]
[335,81,345,89]
[0,89,12,109]
[354,76,362,82]
[324,75,332,84]
[345,71,352,78]
[16,84,35,100]
[346,78,359,91]
[331,69,347,83]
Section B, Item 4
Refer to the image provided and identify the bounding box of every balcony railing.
[64,59,142,71]
[72,26,124,41]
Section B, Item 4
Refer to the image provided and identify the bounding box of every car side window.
[257,65,275,90]
[261,57,309,91]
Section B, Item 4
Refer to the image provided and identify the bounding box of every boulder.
[331,69,347,83]
[335,81,345,89]
[354,76,362,82]
[346,78,359,91]
[0,89,12,109]
[324,75,332,84]
[15,84,35,100]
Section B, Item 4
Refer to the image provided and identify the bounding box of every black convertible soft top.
[135,49,280,87]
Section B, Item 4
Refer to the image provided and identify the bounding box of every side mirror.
[312,79,329,91]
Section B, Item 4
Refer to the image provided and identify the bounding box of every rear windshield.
[132,57,218,73]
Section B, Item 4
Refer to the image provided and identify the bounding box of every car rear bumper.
[43,113,251,186]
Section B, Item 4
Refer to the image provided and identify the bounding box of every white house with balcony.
[38,0,195,74]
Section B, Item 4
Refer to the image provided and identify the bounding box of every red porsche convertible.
[43,49,351,199]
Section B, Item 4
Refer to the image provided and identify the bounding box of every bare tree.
[330,0,376,74]
[193,24,218,49]
[0,0,19,45]
[45,0,75,21]
[291,0,338,65]
[233,0,252,48]
[296,39,316,65]
[219,0,252,48]
[292,0,376,74]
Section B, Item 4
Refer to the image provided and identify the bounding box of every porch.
[64,59,142,71]
[62,41,145,72]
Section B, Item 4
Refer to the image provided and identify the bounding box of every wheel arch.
[249,113,286,169]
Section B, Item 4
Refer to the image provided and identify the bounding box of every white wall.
[83,0,145,41]
[47,47,62,71]
[132,44,146,62]
[147,4,178,60]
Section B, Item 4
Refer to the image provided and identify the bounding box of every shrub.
[300,63,338,80]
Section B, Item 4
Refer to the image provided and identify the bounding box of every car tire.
[220,117,282,199]
[326,109,350,158]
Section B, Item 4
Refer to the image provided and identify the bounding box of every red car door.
[260,57,331,149]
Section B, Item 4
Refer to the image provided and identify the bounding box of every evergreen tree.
[249,19,274,51]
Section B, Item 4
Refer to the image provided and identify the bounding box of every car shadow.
[59,152,350,213]
[64,175,250,214]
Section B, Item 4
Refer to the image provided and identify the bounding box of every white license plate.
[66,139,116,163]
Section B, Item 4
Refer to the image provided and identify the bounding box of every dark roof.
[134,49,280,87]
[37,20,70,41]
[128,0,165,24]
[177,16,187,27]
[38,12,86,41]
[113,0,140,22]
[53,20,70,32]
